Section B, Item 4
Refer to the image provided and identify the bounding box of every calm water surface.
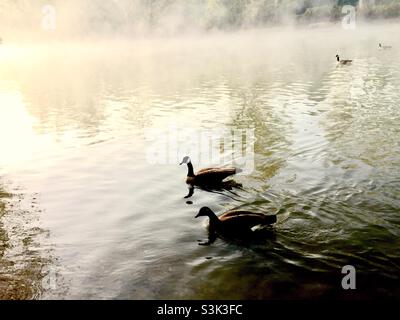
[0,26,400,299]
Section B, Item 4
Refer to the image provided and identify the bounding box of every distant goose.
[180,156,239,186]
[195,206,277,245]
[336,54,352,65]
[379,43,392,50]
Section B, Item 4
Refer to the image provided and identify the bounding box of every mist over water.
[1,0,400,40]
[1,1,400,300]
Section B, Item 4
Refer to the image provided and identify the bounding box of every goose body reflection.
[379,43,392,50]
[184,180,243,199]
[195,207,277,245]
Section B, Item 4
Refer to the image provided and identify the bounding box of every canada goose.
[336,54,352,65]
[379,43,392,50]
[195,206,277,245]
[180,156,239,186]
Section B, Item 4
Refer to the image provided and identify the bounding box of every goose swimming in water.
[195,206,277,245]
[336,54,352,65]
[379,43,392,50]
[180,156,239,186]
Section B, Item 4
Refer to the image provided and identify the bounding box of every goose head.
[180,156,191,165]
[195,206,215,218]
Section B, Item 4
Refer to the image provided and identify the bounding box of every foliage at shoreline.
[0,0,399,37]
[0,187,51,300]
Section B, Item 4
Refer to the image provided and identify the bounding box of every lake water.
[1,24,400,299]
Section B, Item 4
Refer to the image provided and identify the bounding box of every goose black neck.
[337,56,340,62]
[208,212,221,227]
[187,162,195,177]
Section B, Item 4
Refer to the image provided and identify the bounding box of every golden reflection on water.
[0,88,54,169]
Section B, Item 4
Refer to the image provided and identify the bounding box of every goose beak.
[195,213,200,218]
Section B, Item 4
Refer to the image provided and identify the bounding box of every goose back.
[219,210,277,230]
[188,167,237,185]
